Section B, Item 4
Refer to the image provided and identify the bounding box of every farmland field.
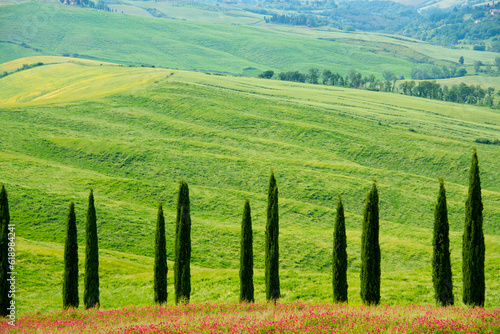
[0,57,499,316]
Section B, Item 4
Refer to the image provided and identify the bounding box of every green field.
[261,26,500,67]
[109,0,263,25]
[0,57,499,314]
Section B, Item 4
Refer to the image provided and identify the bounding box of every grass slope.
[110,0,263,25]
[262,26,500,66]
[1,59,499,313]
[2,1,490,78]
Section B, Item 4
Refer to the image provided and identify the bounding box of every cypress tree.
[174,181,191,304]
[84,189,99,309]
[239,198,254,303]
[333,195,348,303]
[154,201,168,304]
[432,179,454,306]
[0,186,11,317]
[265,171,280,302]
[360,181,380,305]
[463,148,485,307]
[63,202,79,309]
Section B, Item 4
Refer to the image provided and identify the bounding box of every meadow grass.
[262,25,500,66]
[0,56,117,73]
[111,0,263,25]
[0,60,499,313]
[0,61,166,105]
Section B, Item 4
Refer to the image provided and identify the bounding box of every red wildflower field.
[2,302,499,333]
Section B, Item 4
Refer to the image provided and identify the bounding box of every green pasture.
[268,25,500,66]
[0,59,499,313]
[111,0,263,25]
[15,236,500,315]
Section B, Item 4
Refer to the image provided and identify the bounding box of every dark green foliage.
[0,186,11,317]
[174,181,191,304]
[463,148,485,307]
[432,179,454,307]
[258,70,274,79]
[265,171,280,302]
[333,195,348,303]
[360,181,381,305]
[84,189,99,309]
[63,202,79,309]
[154,201,168,305]
[239,199,254,303]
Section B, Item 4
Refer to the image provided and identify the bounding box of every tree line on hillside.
[59,0,113,12]
[259,68,500,109]
[0,149,488,315]
[411,57,500,79]
[0,62,44,80]
[259,0,500,49]
[410,65,467,80]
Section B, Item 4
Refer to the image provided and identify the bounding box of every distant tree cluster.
[260,0,500,47]
[258,70,274,79]
[259,68,498,108]
[400,4,500,47]
[262,0,416,31]
[272,68,396,91]
[400,81,496,107]
[59,0,114,12]
[265,13,326,27]
[278,71,307,83]
[410,66,467,80]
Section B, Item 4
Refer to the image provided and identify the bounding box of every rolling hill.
[0,57,499,313]
[1,1,498,79]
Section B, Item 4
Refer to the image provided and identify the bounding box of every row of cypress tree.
[430,148,485,307]
[239,147,484,307]
[0,148,486,315]
[62,190,99,309]
[330,148,485,307]
[60,181,195,309]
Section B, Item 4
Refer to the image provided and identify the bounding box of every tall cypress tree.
[463,148,485,307]
[239,198,254,303]
[84,189,99,309]
[154,201,168,304]
[333,195,348,303]
[432,179,454,306]
[63,202,79,309]
[360,181,380,305]
[174,181,191,304]
[0,186,11,317]
[265,171,280,302]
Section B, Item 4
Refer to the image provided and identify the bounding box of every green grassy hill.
[1,57,499,313]
[3,1,496,79]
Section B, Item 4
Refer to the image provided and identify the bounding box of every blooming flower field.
[2,302,499,333]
